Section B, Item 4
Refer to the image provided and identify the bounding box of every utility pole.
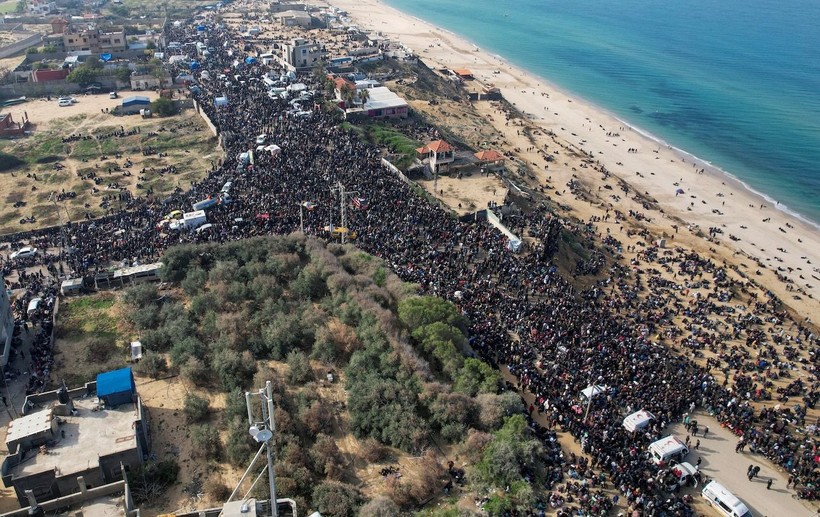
[244,381,278,517]
[330,181,357,244]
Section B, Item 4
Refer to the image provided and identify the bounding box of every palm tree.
[358,88,370,107]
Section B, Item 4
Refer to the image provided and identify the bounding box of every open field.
[53,293,130,387]
[0,92,220,234]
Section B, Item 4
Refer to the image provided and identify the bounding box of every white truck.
[660,461,700,492]
[170,210,207,231]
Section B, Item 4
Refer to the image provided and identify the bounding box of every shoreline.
[347,0,820,230]
[325,0,820,313]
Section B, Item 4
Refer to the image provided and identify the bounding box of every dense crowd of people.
[1,14,818,515]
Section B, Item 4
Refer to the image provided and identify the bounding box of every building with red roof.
[416,139,455,173]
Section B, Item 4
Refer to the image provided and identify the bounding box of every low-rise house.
[416,139,455,173]
[1,368,149,507]
[474,149,506,171]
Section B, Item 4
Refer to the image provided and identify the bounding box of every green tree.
[183,393,209,423]
[398,296,467,333]
[134,353,167,379]
[190,424,221,460]
[114,66,132,83]
[454,357,502,396]
[286,350,313,384]
[67,66,98,86]
[311,481,362,517]
[151,97,178,117]
[474,415,545,490]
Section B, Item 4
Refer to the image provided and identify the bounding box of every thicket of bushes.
[123,235,538,514]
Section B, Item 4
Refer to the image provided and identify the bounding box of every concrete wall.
[0,33,42,60]
[381,157,410,185]
[486,208,521,245]
[1,479,128,517]
[0,288,13,368]
[192,98,218,136]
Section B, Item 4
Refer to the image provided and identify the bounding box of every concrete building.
[0,287,13,367]
[416,139,455,173]
[268,2,306,13]
[50,17,69,35]
[358,86,408,119]
[474,149,506,171]
[275,10,312,27]
[63,26,127,53]
[27,1,56,15]
[281,38,325,70]
[0,470,140,517]
[1,369,149,507]
[130,71,173,91]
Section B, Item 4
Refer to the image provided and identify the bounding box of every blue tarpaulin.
[96,367,136,407]
[245,57,256,64]
[190,61,200,70]
[196,25,207,31]
[100,53,112,62]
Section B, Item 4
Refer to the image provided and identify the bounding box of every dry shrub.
[462,429,493,463]
[383,475,414,507]
[360,437,388,463]
[217,311,248,349]
[316,318,360,360]
[385,451,444,508]
[204,477,231,503]
[301,400,334,435]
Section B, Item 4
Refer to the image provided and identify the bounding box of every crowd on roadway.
[1,14,818,515]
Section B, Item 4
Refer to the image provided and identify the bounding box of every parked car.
[58,99,73,107]
[10,246,37,259]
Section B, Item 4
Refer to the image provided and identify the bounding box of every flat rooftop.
[10,398,139,480]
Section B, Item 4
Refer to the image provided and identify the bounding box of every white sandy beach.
[325,0,820,318]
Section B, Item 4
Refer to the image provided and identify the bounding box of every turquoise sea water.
[383,0,820,226]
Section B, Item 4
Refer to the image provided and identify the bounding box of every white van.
[702,481,752,517]
[623,409,655,432]
[648,435,689,465]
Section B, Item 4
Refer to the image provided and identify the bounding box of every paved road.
[667,412,816,517]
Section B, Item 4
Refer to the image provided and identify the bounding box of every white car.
[255,134,267,145]
[58,96,76,103]
[10,246,37,259]
[58,99,73,107]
